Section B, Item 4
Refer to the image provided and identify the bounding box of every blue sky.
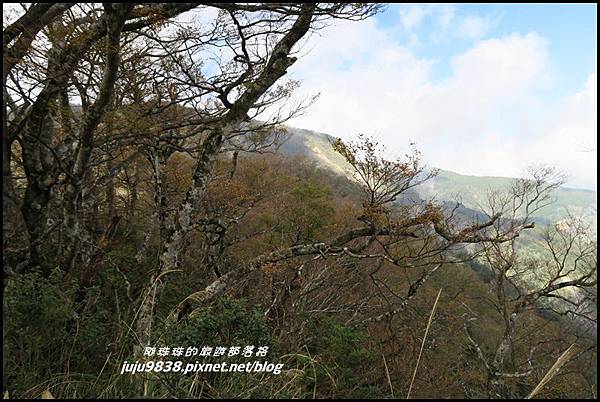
[287,3,598,190]
[376,4,597,98]
[3,3,595,189]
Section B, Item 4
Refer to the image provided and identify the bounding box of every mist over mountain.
[275,125,598,227]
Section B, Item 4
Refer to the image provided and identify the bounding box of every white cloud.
[399,5,428,32]
[395,5,498,47]
[430,5,456,43]
[432,6,499,43]
[524,73,597,189]
[457,15,492,39]
[285,18,597,190]
[437,4,456,31]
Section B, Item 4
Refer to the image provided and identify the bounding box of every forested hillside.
[276,126,597,225]
[2,3,597,399]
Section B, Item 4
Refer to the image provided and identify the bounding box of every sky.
[3,4,596,189]
[284,4,597,190]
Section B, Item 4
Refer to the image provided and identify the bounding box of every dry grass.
[382,353,394,398]
[527,344,576,399]
[406,288,443,399]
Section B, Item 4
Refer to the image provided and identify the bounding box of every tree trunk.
[133,4,317,356]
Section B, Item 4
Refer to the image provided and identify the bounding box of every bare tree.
[171,136,545,338]
[463,167,597,397]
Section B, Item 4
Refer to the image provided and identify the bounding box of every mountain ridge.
[275,124,597,225]
[279,124,596,191]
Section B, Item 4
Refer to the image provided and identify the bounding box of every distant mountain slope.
[276,125,597,226]
[274,125,596,320]
[278,126,353,177]
[422,170,597,224]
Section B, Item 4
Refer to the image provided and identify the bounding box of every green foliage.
[302,317,380,398]
[141,297,277,398]
[3,262,138,398]
[3,269,76,393]
[105,243,139,267]
[468,259,494,283]
[158,297,273,349]
[283,181,335,241]
[3,141,596,399]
